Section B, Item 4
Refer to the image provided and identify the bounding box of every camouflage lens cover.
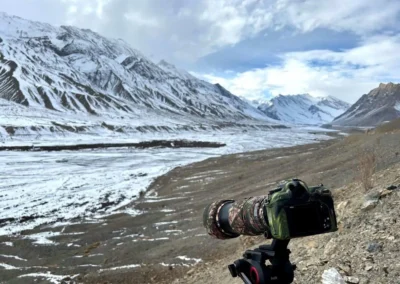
[203,200,240,239]
[228,196,269,236]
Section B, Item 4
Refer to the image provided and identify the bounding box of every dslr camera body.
[265,179,337,240]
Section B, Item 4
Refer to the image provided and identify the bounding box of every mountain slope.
[0,12,275,138]
[257,94,350,125]
[333,83,400,126]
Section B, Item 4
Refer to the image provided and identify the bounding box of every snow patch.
[0,263,19,270]
[159,209,175,213]
[132,237,169,242]
[142,196,187,203]
[164,230,183,233]
[23,231,85,245]
[176,256,202,264]
[0,254,27,261]
[154,221,178,226]
[99,264,141,272]
[18,272,79,284]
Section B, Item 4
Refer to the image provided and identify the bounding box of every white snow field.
[0,128,332,236]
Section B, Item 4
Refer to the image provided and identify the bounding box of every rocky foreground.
[178,165,400,284]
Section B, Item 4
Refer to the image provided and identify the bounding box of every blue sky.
[2,0,400,103]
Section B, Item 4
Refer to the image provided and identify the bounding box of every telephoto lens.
[202,179,338,241]
[202,196,270,240]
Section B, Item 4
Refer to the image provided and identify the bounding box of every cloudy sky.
[2,0,400,103]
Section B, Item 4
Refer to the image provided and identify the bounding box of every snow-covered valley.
[0,128,332,236]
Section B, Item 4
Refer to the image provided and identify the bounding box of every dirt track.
[1,130,400,284]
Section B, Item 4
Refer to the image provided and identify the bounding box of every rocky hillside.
[257,94,350,125]
[176,165,400,284]
[0,12,274,138]
[333,83,400,126]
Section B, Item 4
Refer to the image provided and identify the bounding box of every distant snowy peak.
[239,97,271,109]
[257,94,350,125]
[334,82,400,126]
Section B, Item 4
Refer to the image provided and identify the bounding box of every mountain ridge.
[256,94,350,125]
[0,11,278,139]
[333,82,400,126]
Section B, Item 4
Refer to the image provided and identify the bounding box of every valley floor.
[0,128,399,284]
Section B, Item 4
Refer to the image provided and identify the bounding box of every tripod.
[228,239,296,284]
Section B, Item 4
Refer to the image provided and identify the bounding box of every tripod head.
[228,239,296,284]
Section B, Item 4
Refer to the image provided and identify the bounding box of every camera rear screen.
[285,203,322,237]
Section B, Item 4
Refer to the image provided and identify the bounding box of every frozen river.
[0,128,332,235]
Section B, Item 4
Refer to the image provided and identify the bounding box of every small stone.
[366,242,382,253]
[362,199,378,211]
[365,255,374,262]
[365,265,373,271]
[187,268,195,276]
[324,238,338,258]
[338,264,352,276]
[322,268,345,284]
[383,266,389,275]
[344,276,360,283]
[386,185,398,190]
[379,189,393,198]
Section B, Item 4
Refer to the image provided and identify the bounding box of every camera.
[203,179,337,240]
[202,179,338,284]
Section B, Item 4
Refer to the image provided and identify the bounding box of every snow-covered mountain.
[333,83,400,126]
[0,12,276,138]
[239,97,272,109]
[257,94,350,125]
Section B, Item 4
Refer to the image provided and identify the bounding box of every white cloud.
[61,0,110,23]
[52,0,400,68]
[198,0,273,49]
[13,0,389,66]
[279,0,400,35]
[67,5,77,14]
[4,0,400,64]
[200,35,400,103]
[124,12,159,27]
